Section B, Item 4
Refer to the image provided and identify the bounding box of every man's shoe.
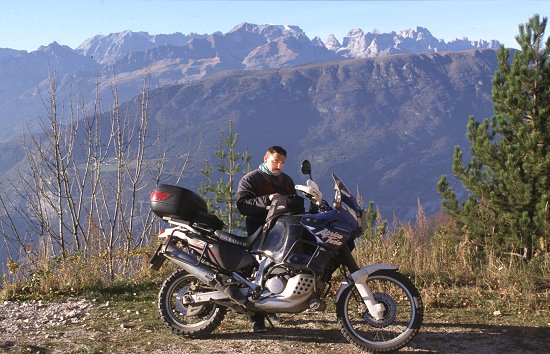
[252,321,267,333]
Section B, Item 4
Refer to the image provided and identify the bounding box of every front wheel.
[336,269,423,352]
[158,270,227,338]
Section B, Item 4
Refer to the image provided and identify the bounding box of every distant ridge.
[0,22,501,140]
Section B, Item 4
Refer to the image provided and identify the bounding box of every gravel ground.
[0,298,548,353]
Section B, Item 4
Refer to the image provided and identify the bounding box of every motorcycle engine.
[252,264,318,313]
[262,265,314,297]
[265,276,286,294]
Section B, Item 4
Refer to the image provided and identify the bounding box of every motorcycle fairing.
[301,209,357,251]
[253,215,308,262]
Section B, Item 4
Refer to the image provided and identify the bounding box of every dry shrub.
[0,241,166,300]
[354,204,549,315]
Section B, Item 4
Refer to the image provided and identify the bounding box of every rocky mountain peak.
[228,22,306,41]
[399,26,433,40]
[324,34,341,50]
[77,31,157,64]
[36,41,85,61]
[311,36,325,47]
[37,41,71,53]
[339,28,377,57]
[342,28,366,46]
[76,30,201,64]
[328,25,499,58]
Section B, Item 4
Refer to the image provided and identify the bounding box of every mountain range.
[0,23,499,139]
[0,23,503,220]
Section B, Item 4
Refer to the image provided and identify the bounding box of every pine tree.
[199,121,251,232]
[438,15,550,259]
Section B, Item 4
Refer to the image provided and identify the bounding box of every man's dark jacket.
[237,168,295,234]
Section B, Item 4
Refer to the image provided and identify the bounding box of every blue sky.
[1,0,548,51]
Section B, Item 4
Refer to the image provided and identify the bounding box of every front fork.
[335,264,398,321]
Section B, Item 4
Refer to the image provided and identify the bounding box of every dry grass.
[2,208,549,325]
[0,243,174,300]
[355,206,549,320]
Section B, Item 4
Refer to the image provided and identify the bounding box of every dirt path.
[1,299,548,353]
[146,319,549,354]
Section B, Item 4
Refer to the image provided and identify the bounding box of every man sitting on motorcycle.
[236,145,296,333]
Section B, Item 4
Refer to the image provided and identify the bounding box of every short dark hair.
[266,145,287,157]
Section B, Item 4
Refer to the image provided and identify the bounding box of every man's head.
[264,146,287,175]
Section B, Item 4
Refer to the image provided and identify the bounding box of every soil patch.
[1,299,548,353]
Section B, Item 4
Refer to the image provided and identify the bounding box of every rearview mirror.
[301,160,312,179]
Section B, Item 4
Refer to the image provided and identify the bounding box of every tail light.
[158,229,168,241]
[150,190,171,202]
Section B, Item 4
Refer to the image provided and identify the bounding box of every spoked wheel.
[158,270,227,338]
[336,270,423,352]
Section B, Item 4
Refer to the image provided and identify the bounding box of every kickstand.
[265,315,275,328]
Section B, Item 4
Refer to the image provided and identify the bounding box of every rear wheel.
[158,270,226,337]
[336,270,423,352]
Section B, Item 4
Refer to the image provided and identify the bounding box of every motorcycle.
[149,160,423,352]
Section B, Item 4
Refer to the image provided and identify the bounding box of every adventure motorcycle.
[149,160,423,352]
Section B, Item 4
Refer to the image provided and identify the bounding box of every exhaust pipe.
[163,243,218,287]
[162,243,248,305]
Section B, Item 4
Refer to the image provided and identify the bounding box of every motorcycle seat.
[214,227,263,250]
[192,211,225,230]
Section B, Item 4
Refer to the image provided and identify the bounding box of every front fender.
[335,264,398,303]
